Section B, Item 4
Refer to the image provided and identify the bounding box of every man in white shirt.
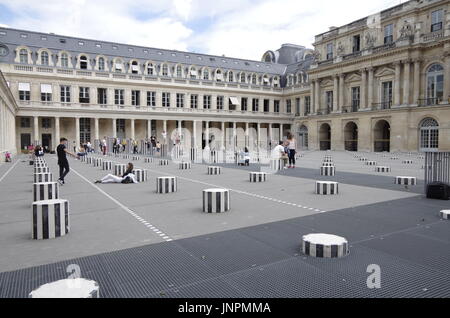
[272,141,288,169]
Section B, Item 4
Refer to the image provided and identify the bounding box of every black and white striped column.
[322,162,334,167]
[132,169,148,183]
[123,154,130,159]
[29,278,99,298]
[366,161,377,166]
[207,166,221,175]
[34,173,53,183]
[80,155,86,162]
[359,158,368,162]
[156,176,177,194]
[440,210,449,220]
[302,234,349,258]
[179,162,192,170]
[249,172,267,183]
[132,156,139,161]
[34,167,50,174]
[93,158,103,167]
[390,157,399,160]
[203,189,230,213]
[32,199,69,240]
[395,176,417,186]
[315,181,339,195]
[375,166,391,173]
[270,159,284,171]
[402,160,413,164]
[33,182,59,202]
[320,166,335,176]
[323,158,333,163]
[159,159,169,166]
[34,163,48,168]
[144,157,153,163]
[102,161,112,170]
[86,157,93,165]
[114,164,126,176]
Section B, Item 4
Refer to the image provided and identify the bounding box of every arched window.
[131,61,139,74]
[176,65,182,77]
[419,118,439,151]
[288,75,293,86]
[251,74,257,85]
[216,69,223,81]
[240,72,246,83]
[79,55,88,69]
[203,68,209,80]
[41,51,49,65]
[190,67,197,79]
[426,63,444,105]
[162,64,169,76]
[19,49,28,64]
[98,57,105,71]
[61,53,69,68]
[228,71,234,82]
[273,76,279,88]
[147,63,154,75]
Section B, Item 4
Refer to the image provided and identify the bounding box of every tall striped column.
[34,173,53,183]
[33,182,59,202]
[34,167,50,174]
[32,199,69,240]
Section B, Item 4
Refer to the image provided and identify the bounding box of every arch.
[373,120,390,152]
[419,117,439,151]
[58,51,72,68]
[215,68,223,81]
[319,123,331,150]
[262,50,275,63]
[189,65,198,79]
[202,67,210,80]
[37,48,53,66]
[160,63,169,76]
[250,73,257,85]
[175,64,183,78]
[298,124,309,150]
[96,55,107,71]
[227,70,234,82]
[113,57,124,73]
[344,121,358,151]
[15,46,32,64]
[129,59,140,74]
[145,61,155,75]
[79,54,88,70]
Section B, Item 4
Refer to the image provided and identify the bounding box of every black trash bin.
[426,182,450,200]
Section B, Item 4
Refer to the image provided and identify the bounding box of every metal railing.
[418,98,441,107]
[372,101,392,110]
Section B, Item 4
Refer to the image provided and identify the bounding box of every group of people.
[144,136,162,154]
[272,133,297,169]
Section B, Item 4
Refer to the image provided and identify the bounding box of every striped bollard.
[102,161,112,171]
[34,167,50,174]
[315,181,339,195]
[322,162,334,167]
[366,161,377,166]
[86,157,93,165]
[132,169,148,183]
[179,162,192,170]
[144,157,153,163]
[80,155,86,162]
[375,166,391,173]
[114,164,126,176]
[359,158,368,162]
[32,199,69,240]
[320,166,335,176]
[29,278,99,298]
[249,172,267,183]
[34,163,48,168]
[440,210,450,220]
[203,189,230,213]
[132,156,139,161]
[123,154,130,159]
[93,158,103,167]
[402,160,413,164]
[34,173,53,183]
[156,176,177,194]
[395,176,417,189]
[159,159,169,166]
[33,182,59,202]
[207,166,221,175]
[270,159,284,171]
[302,234,349,258]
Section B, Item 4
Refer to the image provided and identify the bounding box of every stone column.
[403,60,411,105]
[147,119,152,139]
[178,120,182,140]
[269,123,273,145]
[360,69,367,109]
[233,122,237,149]
[193,120,198,149]
[314,80,320,114]
[443,53,450,104]
[257,122,261,149]
[112,119,117,138]
[75,117,80,148]
[413,59,421,106]
[368,67,374,110]
[339,74,345,111]
[221,121,225,150]
[310,80,316,114]
[54,117,60,150]
[280,123,284,140]
[245,122,249,147]
[394,61,401,107]
[94,118,99,141]
[205,121,210,148]
[333,75,339,112]
[33,116,39,145]
[163,120,167,145]
[130,119,135,140]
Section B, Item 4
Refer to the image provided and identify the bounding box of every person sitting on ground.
[94,163,137,184]
[5,152,11,163]
[272,141,289,169]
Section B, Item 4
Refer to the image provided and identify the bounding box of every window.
[176,93,184,108]
[273,77,279,88]
[176,65,182,78]
[40,84,52,102]
[42,118,51,129]
[217,96,224,110]
[304,96,311,115]
[228,71,234,82]
[41,51,49,65]
[190,94,198,109]
[240,73,246,83]
[203,95,211,109]
[98,88,107,105]
[60,85,71,103]
[132,90,140,107]
[295,98,301,115]
[288,75,293,86]
[325,92,333,113]
[286,99,292,113]
[252,98,259,112]
[251,74,257,85]
[353,35,361,53]
[131,61,139,74]
[147,91,156,107]
[79,55,88,69]
[79,118,91,144]
[431,9,443,32]
[20,117,31,128]
[116,119,125,138]
[115,89,124,106]
[241,97,248,111]
[426,64,444,104]
[326,43,333,60]
[189,68,197,79]
[216,70,223,82]
[162,92,170,107]
[203,68,209,80]
[79,87,90,103]
[41,92,51,102]
[61,53,69,68]
[19,49,28,64]
[382,81,393,109]
[18,83,30,101]
[419,118,439,151]
[162,64,169,76]
[147,63,154,75]
[98,57,105,71]
[274,100,280,113]
[264,99,270,113]
[262,76,269,86]
[115,61,123,72]
[384,24,394,44]
[351,87,360,111]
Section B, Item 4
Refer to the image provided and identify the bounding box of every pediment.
[320,79,334,87]
[375,67,395,78]
[345,73,362,83]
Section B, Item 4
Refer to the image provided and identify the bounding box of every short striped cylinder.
[34,167,50,174]
[144,157,153,163]
[402,160,413,164]
[320,166,335,176]
[114,164,126,176]
[302,234,349,258]
[33,182,59,202]
[179,162,192,170]
[156,176,177,194]
[270,159,284,171]
[34,163,48,168]
[102,161,112,170]
[395,176,417,186]
[159,159,169,166]
[203,189,230,213]
[92,158,102,167]
[29,278,99,298]
[375,166,391,173]
[439,210,450,220]
[366,161,377,166]
[132,156,139,161]
[249,172,267,183]
[323,158,333,163]
[32,199,69,240]
[132,169,148,183]
[390,157,399,160]
[207,166,221,175]
[86,157,93,164]
[80,155,86,162]
[34,173,53,183]
[315,181,339,195]
[123,155,130,159]
[359,158,368,162]
[322,162,334,167]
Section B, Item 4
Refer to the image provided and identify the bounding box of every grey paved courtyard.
[0,151,449,298]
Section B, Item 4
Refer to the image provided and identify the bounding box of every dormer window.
[228,71,234,82]
[41,51,49,65]
[79,55,88,69]
[162,64,169,76]
[251,74,257,85]
[326,43,333,60]
[203,68,209,80]
[147,63,154,75]
[19,49,28,64]
[384,24,394,44]
[131,61,139,74]
[98,57,105,71]
[61,53,69,68]
[176,65,182,77]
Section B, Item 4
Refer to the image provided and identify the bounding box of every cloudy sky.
[0,0,405,60]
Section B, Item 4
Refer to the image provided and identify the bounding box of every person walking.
[286,133,297,169]
[57,138,79,185]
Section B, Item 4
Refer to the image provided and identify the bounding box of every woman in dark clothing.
[94,163,137,184]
